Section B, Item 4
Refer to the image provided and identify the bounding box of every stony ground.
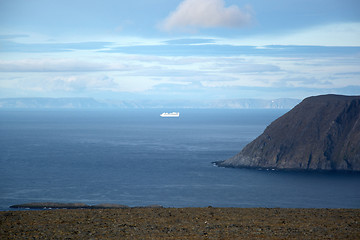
[1,207,360,239]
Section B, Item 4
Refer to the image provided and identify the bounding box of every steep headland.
[217,94,360,171]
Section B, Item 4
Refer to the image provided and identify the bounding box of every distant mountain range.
[208,98,300,109]
[0,97,301,109]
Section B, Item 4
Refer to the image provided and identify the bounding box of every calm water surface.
[0,109,359,210]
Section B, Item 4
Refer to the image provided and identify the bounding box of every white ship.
[160,112,180,118]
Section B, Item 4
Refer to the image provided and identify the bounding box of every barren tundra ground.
[1,207,360,239]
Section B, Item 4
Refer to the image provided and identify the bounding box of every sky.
[0,0,360,103]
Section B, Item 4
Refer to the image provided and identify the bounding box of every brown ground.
[1,208,359,239]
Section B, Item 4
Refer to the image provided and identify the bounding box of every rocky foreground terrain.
[1,207,359,239]
[217,94,360,171]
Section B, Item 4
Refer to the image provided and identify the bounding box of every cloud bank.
[161,0,253,31]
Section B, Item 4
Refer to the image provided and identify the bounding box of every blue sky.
[0,0,359,102]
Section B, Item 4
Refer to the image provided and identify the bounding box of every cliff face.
[217,95,360,171]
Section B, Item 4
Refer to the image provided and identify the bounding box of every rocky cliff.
[217,95,360,171]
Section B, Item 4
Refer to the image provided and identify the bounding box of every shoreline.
[2,207,359,239]
[7,201,360,210]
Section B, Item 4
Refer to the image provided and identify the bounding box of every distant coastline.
[0,97,300,109]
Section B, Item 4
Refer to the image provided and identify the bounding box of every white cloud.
[10,74,119,93]
[0,58,131,72]
[160,0,253,32]
[280,22,360,46]
[48,75,119,92]
[1,46,359,98]
[222,22,360,47]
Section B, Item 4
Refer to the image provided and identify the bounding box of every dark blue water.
[1,109,359,210]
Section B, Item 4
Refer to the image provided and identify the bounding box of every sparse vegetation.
[1,208,359,239]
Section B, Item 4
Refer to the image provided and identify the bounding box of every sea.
[1,109,360,211]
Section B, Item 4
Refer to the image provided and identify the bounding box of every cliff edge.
[217,94,360,171]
